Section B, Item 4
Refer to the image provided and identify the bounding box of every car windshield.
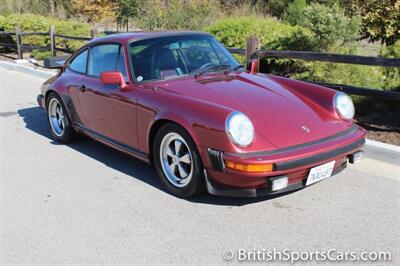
[129,34,240,83]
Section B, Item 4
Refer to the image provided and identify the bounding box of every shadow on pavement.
[18,106,296,206]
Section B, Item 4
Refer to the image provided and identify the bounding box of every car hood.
[150,73,351,150]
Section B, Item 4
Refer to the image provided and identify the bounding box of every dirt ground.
[356,113,400,146]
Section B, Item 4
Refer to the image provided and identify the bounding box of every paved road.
[1,68,399,265]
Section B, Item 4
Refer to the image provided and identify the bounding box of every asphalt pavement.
[1,67,399,265]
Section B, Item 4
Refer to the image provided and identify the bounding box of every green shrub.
[136,0,221,31]
[205,16,316,66]
[48,17,91,53]
[380,40,400,91]
[293,61,386,89]
[0,15,5,27]
[204,16,317,51]
[297,3,361,50]
[291,46,385,89]
[0,13,90,59]
[0,15,15,52]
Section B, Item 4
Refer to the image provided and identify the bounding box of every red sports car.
[37,32,366,198]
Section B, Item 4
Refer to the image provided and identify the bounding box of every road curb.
[0,60,55,79]
[365,139,400,153]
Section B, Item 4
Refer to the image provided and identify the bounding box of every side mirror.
[100,71,130,91]
[247,59,259,74]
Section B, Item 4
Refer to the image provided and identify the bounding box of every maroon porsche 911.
[37,32,366,198]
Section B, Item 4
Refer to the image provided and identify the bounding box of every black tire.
[46,92,77,143]
[153,123,205,198]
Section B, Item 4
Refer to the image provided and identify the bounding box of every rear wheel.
[153,123,205,198]
[46,93,77,143]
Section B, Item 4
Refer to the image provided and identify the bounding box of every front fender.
[137,88,238,157]
[263,74,338,117]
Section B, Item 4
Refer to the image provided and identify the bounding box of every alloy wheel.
[160,132,193,188]
[48,98,65,137]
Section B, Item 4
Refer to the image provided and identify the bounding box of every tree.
[73,0,117,23]
[0,0,74,18]
[283,0,307,26]
[115,0,141,31]
[257,0,293,18]
[359,0,400,45]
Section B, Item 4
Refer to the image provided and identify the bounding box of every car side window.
[69,49,88,74]
[116,47,128,80]
[88,44,120,77]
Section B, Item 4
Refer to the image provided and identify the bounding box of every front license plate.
[306,161,335,186]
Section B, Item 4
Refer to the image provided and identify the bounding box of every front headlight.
[334,92,355,120]
[226,112,254,147]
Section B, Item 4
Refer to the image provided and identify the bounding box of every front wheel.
[153,123,205,198]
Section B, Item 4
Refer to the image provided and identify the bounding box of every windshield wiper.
[224,64,244,74]
[193,64,231,78]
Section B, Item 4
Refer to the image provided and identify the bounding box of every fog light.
[349,150,364,164]
[225,160,273,173]
[271,176,288,191]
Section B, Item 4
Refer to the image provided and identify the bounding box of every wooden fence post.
[246,36,260,63]
[90,28,97,39]
[15,27,23,59]
[50,25,56,57]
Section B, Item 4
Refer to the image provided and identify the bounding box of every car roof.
[89,31,212,44]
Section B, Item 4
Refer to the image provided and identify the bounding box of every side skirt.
[72,123,150,163]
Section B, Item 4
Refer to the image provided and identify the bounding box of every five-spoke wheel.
[46,93,77,143]
[154,123,205,197]
[160,133,193,187]
[48,98,66,137]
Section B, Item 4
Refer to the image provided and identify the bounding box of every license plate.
[306,161,335,186]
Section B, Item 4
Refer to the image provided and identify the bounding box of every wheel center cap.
[173,156,179,164]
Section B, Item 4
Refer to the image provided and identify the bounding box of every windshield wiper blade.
[193,64,231,78]
[224,64,244,74]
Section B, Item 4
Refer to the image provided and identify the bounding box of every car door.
[64,48,89,124]
[77,43,138,149]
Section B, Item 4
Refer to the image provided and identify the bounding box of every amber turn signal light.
[225,160,273,173]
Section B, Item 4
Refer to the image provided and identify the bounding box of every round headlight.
[334,92,355,120]
[226,112,254,147]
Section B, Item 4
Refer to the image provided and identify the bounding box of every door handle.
[78,84,86,92]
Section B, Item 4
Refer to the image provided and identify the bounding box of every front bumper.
[203,125,366,197]
[204,150,361,197]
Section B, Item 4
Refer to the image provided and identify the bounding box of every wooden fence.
[227,36,400,100]
[0,26,96,59]
[0,29,399,99]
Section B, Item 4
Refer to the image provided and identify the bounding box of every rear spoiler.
[43,55,70,69]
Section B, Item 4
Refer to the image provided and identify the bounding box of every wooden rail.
[229,46,400,68]
[53,34,92,41]
[0,31,16,35]
[0,26,94,59]
[256,50,400,68]
[226,37,400,99]
[313,82,400,100]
